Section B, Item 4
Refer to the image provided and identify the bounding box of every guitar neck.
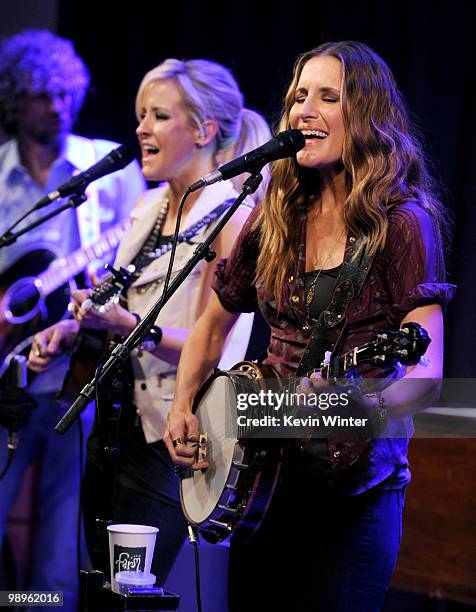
[240,324,427,435]
[36,219,130,297]
[320,346,362,380]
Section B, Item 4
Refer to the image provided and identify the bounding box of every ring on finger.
[172,437,185,449]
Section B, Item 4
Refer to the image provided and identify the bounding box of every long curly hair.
[254,41,450,306]
[0,29,90,135]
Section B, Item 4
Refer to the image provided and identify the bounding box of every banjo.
[180,322,431,543]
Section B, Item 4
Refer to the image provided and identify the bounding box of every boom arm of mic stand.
[0,193,87,249]
[55,172,263,435]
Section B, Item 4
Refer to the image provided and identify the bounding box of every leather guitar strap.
[294,236,374,459]
[295,236,374,379]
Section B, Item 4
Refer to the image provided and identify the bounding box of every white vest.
[114,182,254,443]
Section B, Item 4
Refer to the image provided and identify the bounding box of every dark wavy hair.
[254,41,451,306]
[0,29,90,134]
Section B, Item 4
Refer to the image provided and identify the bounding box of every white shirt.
[0,134,145,393]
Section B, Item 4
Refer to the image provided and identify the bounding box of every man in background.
[0,29,144,610]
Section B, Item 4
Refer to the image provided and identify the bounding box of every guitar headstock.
[358,322,431,368]
[321,322,431,379]
[90,264,136,312]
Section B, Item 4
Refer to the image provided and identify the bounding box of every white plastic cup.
[115,570,156,595]
[107,524,158,593]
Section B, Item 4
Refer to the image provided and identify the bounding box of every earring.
[195,142,203,149]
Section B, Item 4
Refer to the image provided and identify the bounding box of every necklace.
[132,198,169,271]
[305,227,346,319]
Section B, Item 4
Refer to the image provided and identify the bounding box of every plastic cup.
[107,524,158,593]
[115,570,156,595]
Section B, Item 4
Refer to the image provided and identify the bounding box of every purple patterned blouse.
[212,200,456,494]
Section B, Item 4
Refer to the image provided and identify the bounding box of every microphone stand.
[55,171,263,435]
[0,193,88,249]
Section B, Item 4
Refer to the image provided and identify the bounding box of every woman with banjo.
[166,41,455,611]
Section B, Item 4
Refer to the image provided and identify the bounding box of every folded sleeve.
[385,203,456,326]
[211,204,260,313]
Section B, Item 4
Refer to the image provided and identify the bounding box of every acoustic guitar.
[0,219,130,366]
[57,264,136,408]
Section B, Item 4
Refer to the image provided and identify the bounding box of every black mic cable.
[187,523,203,612]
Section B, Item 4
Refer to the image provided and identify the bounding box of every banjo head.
[180,373,243,526]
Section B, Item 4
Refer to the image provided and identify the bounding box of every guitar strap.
[294,236,374,465]
[157,198,235,252]
[295,236,374,378]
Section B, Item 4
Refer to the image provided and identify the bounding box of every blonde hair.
[216,108,272,203]
[136,58,243,157]
[254,41,449,306]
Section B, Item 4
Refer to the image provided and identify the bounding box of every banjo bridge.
[195,432,208,463]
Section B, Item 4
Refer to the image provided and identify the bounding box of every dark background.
[1,2,476,609]
[58,0,475,378]
[1,0,475,373]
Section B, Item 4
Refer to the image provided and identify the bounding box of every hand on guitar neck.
[70,288,138,337]
[26,265,138,373]
[296,369,384,434]
[25,287,136,375]
[27,289,137,373]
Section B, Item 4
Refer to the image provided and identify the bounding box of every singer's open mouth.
[142,145,159,157]
[301,129,328,139]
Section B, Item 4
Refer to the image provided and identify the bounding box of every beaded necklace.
[132,199,169,271]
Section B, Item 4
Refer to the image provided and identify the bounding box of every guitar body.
[180,361,284,544]
[57,264,136,408]
[57,329,110,409]
[0,220,130,373]
[0,246,75,363]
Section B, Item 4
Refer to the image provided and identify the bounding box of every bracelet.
[366,392,388,430]
[137,325,163,353]
[376,393,387,420]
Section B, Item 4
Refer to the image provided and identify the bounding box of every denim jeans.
[0,394,93,612]
[228,470,405,612]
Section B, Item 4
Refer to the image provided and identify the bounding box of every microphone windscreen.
[110,144,135,168]
[279,129,306,155]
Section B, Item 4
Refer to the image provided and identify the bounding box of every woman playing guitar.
[27,59,271,585]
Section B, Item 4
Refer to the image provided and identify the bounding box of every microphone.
[188,129,305,192]
[0,355,29,452]
[34,144,135,210]
[6,356,27,451]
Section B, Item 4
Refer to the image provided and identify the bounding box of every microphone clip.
[0,355,38,441]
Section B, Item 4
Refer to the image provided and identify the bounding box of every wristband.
[137,325,163,353]
[366,392,388,434]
